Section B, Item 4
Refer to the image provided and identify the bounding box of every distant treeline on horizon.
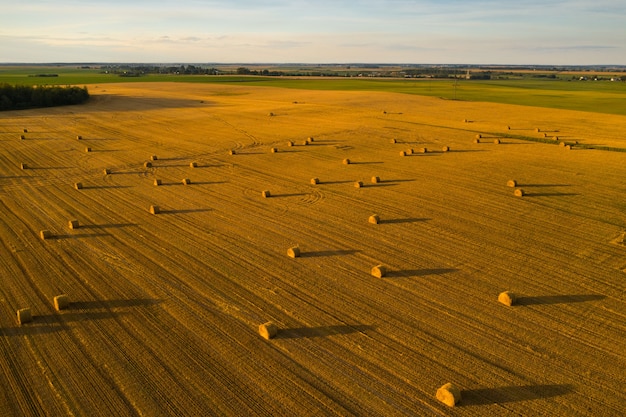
[0,83,89,111]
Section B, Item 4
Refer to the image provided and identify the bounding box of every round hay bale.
[19,134,25,140]
[270,147,278,153]
[229,149,236,155]
[144,161,153,168]
[474,138,481,144]
[506,125,511,130]
[368,214,380,224]
[565,144,572,150]
[307,137,314,143]
[559,141,566,147]
[543,133,548,138]
[498,291,516,306]
[287,140,294,147]
[302,140,308,146]
[463,119,468,123]
[74,182,83,190]
[310,177,319,185]
[442,146,450,152]
[419,147,428,153]
[554,136,560,141]
[514,188,524,197]
[154,179,162,186]
[23,128,28,133]
[182,178,191,185]
[476,134,482,139]
[149,205,160,214]
[189,162,198,168]
[494,138,501,144]
[20,163,28,170]
[506,179,517,188]
[150,155,158,161]
[53,294,70,311]
[17,308,32,325]
[85,147,92,152]
[262,190,271,198]
[371,264,387,278]
[407,148,414,155]
[259,322,278,340]
[399,150,407,156]
[103,168,111,175]
[287,247,300,258]
[40,230,52,240]
[343,158,351,165]
[371,176,380,184]
[68,219,79,230]
[354,181,363,188]
[268,112,275,117]
[76,135,82,140]
[390,138,397,144]
[436,383,462,407]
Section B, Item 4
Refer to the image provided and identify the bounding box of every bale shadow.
[516,294,606,306]
[51,232,110,240]
[378,218,430,225]
[84,185,132,190]
[519,183,571,188]
[269,193,308,198]
[81,223,137,230]
[71,298,162,309]
[37,311,126,322]
[192,181,229,186]
[1,325,65,336]
[278,324,374,339]
[300,249,361,258]
[461,384,573,406]
[160,208,212,215]
[318,180,354,185]
[524,192,579,197]
[386,268,458,278]
[348,161,384,165]
[380,179,415,184]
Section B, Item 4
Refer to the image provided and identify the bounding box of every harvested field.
[1,82,625,416]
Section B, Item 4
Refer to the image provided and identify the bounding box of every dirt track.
[1,82,625,416]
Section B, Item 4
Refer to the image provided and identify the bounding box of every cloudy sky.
[1,0,624,65]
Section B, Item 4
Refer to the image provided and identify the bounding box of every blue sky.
[1,0,625,64]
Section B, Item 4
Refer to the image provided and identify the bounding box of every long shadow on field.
[317,180,354,185]
[82,223,137,230]
[1,325,65,337]
[160,208,212,214]
[269,193,308,198]
[348,161,384,165]
[378,218,430,224]
[38,311,127,322]
[516,294,606,306]
[518,183,571,188]
[380,178,415,184]
[523,192,579,197]
[300,249,361,258]
[386,268,458,278]
[53,232,111,239]
[84,185,133,190]
[278,324,374,339]
[191,181,229,186]
[460,384,573,406]
[71,298,162,310]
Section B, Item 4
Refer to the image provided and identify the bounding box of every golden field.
[1,82,625,416]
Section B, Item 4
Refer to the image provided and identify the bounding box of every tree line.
[0,84,90,111]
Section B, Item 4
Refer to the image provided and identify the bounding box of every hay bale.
[474,138,481,144]
[74,182,83,190]
[144,161,153,168]
[371,176,380,184]
[514,188,524,197]
[399,150,407,156]
[189,162,198,168]
[371,264,387,278]
[268,112,275,117]
[535,128,541,133]
[262,190,271,198]
[150,155,158,161]
[182,178,191,185]
[20,163,28,170]
[418,147,428,153]
[307,137,314,143]
[17,308,32,325]
[310,177,319,185]
[85,147,92,152]
[368,214,380,224]
[506,180,517,188]
[354,181,363,188]
[23,128,28,133]
[390,138,397,144]
[229,149,236,155]
[259,322,278,340]
[554,136,560,141]
[19,134,25,140]
[406,148,414,155]
[463,119,468,123]
[68,219,79,229]
[494,138,501,144]
[302,140,308,146]
[40,230,52,240]
[287,140,294,147]
[76,135,82,140]
[103,168,111,175]
[154,179,162,186]
[543,133,548,138]
[287,247,300,258]
[506,125,511,130]
[270,147,278,153]
[476,134,482,139]
[149,205,160,214]
[442,146,450,152]
[436,383,462,407]
[565,145,572,150]
[343,158,351,165]
[54,294,70,311]
[498,291,516,306]
[559,141,566,147]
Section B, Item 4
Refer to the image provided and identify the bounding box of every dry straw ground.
[0,82,625,416]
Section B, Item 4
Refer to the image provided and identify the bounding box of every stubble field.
[1,82,625,416]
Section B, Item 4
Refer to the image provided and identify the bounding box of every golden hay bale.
[559,141,566,147]
[474,138,481,144]
[23,128,28,133]
[144,161,153,168]
[40,230,52,240]
[103,168,111,175]
[259,322,278,340]
[371,264,387,278]
[565,145,571,150]
[506,180,517,187]
[390,138,397,144]
[399,150,407,156]
[463,119,468,123]
[154,179,162,186]
[436,383,462,407]
[268,112,275,117]
[182,178,191,185]
[307,137,314,143]
[270,147,278,153]
[262,190,271,198]
[343,158,351,165]
[76,135,82,140]
[287,140,294,147]
[418,147,428,153]
[68,219,79,229]
[85,147,92,152]
[442,146,450,152]
[287,246,301,258]
[498,291,517,306]
[302,140,308,146]
[354,181,363,188]
[20,163,28,170]
[506,125,511,130]
[310,177,319,185]
[369,214,380,224]
[229,149,236,155]
[149,205,160,214]
[494,138,501,144]
[543,133,548,138]
[514,188,524,197]
[17,308,32,325]
[19,134,25,140]
[371,176,380,184]
[476,134,482,139]
[54,294,70,311]
[74,182,83,190]
[406,148,414,155]
[535,128,541,133]
[150,155,158,161]
[189,162,198,168]
[554,136,560,141]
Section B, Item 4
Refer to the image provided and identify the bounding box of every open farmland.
[1,82,625,416]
